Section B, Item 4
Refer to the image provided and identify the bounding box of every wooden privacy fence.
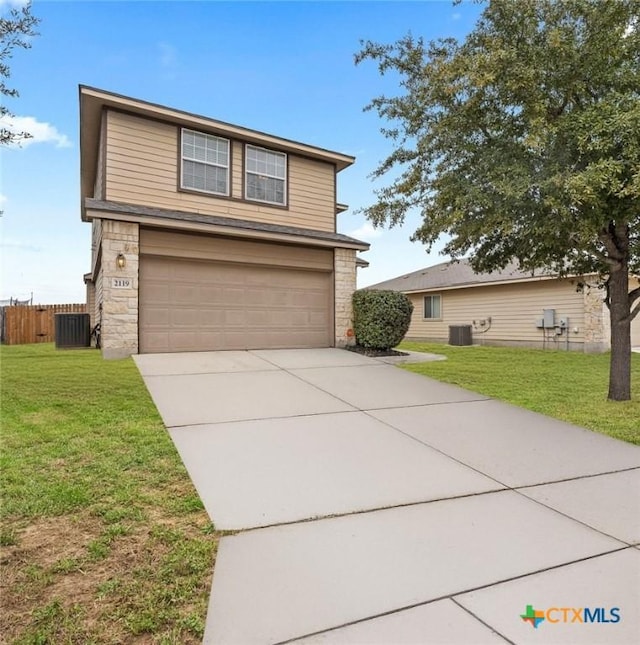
[1,304,87,345]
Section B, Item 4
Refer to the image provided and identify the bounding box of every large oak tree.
[356,0,639,401]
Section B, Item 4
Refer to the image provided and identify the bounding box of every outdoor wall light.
[116,253,126,269]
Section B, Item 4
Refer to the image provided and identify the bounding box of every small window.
[424,295,441,319]
[245,144,287,205]
[181,129,229,195]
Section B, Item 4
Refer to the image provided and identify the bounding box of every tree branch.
[625,298,640,323]
[598,225,624,264]
[603,277,611,311]
[588,247,619,267]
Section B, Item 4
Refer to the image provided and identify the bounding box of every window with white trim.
[245,144,286,205]
[423,294,442,319]
[181,129,229,195]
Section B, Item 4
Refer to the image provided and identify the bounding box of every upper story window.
[181,129,229,196]
[423,294,442,320]
[245,145,287,206]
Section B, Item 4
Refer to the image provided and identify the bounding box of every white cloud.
[0,0,31,9]
[0,194,7,207]
[0,115,72,149]
[0,237,43,252]
[349,222,384,240]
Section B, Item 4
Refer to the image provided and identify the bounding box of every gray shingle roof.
[367,258,550,292]
[85,198,369,250]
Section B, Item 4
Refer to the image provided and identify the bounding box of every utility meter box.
[543,309,555,328]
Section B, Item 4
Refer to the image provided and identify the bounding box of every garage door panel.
[168,333,202,352]
[199,310,226,326]
[224,310,247,326]
[143,307,170,326]
[143,332,170,353]
[200,285,225,300]
[223,287,245,303]
[172,286,200,304]
[287,312,307,326]
[308,311,330,326]
[246,288,277,304]
[170,309,200,327]
[144,284,171,304]
[246,310,271,326]
[302,292,329,307]
[140,254,333,353]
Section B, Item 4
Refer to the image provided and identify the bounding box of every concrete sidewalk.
[135,348,640,644]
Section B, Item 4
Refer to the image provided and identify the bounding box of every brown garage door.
[138,232,334,353]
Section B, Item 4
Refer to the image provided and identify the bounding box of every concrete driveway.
[135,348,640,644]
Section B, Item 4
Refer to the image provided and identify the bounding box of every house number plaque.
[112,278,132,289]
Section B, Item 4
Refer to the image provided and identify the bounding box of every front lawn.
[400,342,640,445]
[0,343,219,644]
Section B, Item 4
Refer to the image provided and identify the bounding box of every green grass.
[0,343,219,644]
[400,342,640,445]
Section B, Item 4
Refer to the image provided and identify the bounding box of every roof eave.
[382,274,576,293]
[84,199,370,251]
[79,85,356,209]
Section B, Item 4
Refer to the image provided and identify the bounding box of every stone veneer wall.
[583,283,609,353]
[86,281,96,329]
[100,220,140,359]
[334,248,357,347]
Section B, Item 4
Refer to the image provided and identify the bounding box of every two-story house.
[80,86,368,358]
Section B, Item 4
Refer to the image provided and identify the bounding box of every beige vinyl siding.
[105,111,336,232]
[94,117,106,199]
[92,219,104,328]
[232,140,243,197]
[139,228,334,271]
[288,156,334,223]
[91,219,102,271]
[94,262,103,329]
[406,279,586,349]
[86,281,96,329]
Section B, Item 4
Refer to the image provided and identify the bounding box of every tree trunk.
[608,262,631,401]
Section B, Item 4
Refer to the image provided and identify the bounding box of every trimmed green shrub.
[352,289,414,350]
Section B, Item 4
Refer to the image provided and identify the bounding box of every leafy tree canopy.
[356,0,640,400]
[356,0,639,281]
[1,1,39,146]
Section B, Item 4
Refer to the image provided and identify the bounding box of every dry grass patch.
[1,344,220,644]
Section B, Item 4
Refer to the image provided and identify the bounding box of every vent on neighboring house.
[55,313,91,349]
[449,324,473,346]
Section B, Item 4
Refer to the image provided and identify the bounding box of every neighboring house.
[368,259,640,352]
[80,86,369,358]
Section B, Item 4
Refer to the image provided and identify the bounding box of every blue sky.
[1,0,482,303]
